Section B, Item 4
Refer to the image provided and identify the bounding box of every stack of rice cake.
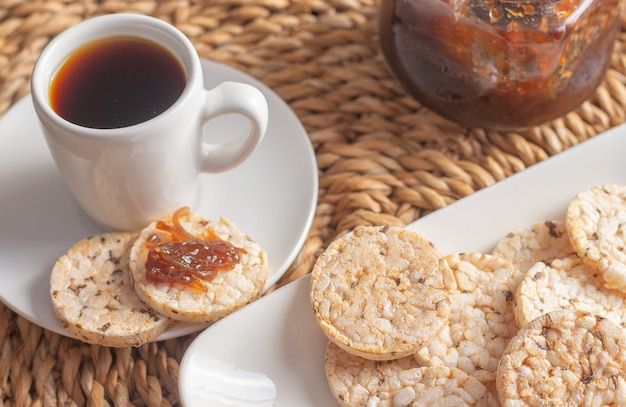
[310,184,626,406]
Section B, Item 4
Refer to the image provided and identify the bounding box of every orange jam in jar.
[379,0,621,129]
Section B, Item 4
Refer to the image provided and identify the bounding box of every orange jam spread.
[144,207,245,291]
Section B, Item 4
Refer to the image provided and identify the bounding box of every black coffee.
[50,36,186,129]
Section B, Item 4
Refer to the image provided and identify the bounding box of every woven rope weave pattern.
[1,1,626,405]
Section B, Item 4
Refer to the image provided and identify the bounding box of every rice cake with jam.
[129,207,268,323]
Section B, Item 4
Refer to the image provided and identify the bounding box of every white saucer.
[179,124,626,406]
[0,59,318,341]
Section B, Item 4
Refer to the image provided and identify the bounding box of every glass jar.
[379,0,622,130]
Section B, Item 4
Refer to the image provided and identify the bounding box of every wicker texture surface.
[1,0,626,405]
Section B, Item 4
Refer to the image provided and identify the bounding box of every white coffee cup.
[31,14,268,231]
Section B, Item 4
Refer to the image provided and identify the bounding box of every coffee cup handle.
[200,81,269,173]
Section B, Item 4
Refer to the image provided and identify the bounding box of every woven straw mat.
[2,1,626,406]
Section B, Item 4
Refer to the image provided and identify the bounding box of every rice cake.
[566,184,626,291]
[310,225,453,361]
[325,341,421,406]
[326,341,498,407]
[491,220,575,275]
[129,208,268,323]
[496,310,626,406]
[414,252,522,390]
[50,232,171,347]
[514,255,626,329]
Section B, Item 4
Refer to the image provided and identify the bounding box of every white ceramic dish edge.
[179,122,626,406]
